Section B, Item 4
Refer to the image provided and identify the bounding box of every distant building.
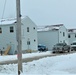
[37,24,68,50]
[0,16,38,54]
[68,29,76,44]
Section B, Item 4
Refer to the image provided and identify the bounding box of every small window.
[10,26,14,32]
[34,39,36,42]
[0,27,2,33]
[63,32,65,36]
[3,47,5,49]
[27,27,29,32]
[75,34,76,38]
[33,27,35,30]
[60,31,61,33]
[27,41,30,45]
[68,34,70,38]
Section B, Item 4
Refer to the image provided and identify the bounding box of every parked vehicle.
[70,41,76,51]
[52,43,70,53]
[38,44,48,52]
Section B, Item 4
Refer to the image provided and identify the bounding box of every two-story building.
[0,16,38,54]
[68,29,76,44]
[37,24,68,50]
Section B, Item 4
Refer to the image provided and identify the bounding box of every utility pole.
[16,0,22,75]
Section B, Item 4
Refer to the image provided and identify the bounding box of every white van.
[70,41,76,51]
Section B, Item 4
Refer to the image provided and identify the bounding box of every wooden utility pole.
[16,0,22,75]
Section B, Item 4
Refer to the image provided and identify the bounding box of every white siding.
[0,16,38,54]
[0,24,17,54]
[59,26,68,44]
[38,25,68,50]
[21,17,38,51]
[38,30,58,50]
[68,33,76,44]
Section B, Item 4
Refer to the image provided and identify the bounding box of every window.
[63,32,65,36]
[27,27,29,32]
[34,39,36,42]
[33,27,35,30]
[10,26,14,32]
[27,41,30,45]
[75,34,76,38]
[0,27,2,33]
[68,34,70,38]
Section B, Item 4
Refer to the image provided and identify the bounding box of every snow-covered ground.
[0,51,76,75]
[0,51,51,62]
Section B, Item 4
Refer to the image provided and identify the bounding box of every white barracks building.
[0,16,38,54]
[68,29,76,44]
[37,24,68,50]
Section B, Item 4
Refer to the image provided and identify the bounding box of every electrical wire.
[1,0,7,19]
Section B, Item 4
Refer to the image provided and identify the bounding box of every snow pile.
[0,52,76,75]
[0,51,51,62]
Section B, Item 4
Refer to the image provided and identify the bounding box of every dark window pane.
[27,27,29,32]
[10,26,14,32]
[75,34,76,38]
[27,41,30,45]
[63,32,65,36]
[0,27,2,33]
[68,34,70,38]
[33,27,35,30]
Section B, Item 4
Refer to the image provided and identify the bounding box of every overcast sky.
[0,0,76,29]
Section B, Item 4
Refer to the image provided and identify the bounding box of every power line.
[2,0,7,19]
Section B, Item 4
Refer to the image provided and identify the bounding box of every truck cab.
[70,41,76,51]
[52,43,70,53]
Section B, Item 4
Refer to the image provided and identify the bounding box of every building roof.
[68,29,76,33]
[0,19,16,25]
[0,16,27,25]
[37,24,63,31]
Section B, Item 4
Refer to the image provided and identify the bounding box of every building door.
[8,44,15,55]
[27,38,31,50]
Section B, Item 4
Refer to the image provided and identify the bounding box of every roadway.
[0,51,75,65]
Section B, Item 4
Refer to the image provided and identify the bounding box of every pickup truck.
[52,43,70,53]
[70,41,76,51]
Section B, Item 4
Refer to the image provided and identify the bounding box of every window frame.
[68,34,70,38]
[27,27,29,32]
[63,32,65,37]
[0,27,2,33]
[10,26,14,33]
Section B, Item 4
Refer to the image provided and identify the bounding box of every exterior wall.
[0,24,17,54]
[68,33,76,44]
[37,25,68,50]
[0,16,38,54]
[38,30,58,50]
[21,16,38,51]
[59,26,69,44]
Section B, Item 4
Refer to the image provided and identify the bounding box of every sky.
[0,0,76,29]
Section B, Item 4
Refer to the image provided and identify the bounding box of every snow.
[0,51,76,75]
[0,19,16,25]
[37,26,59,32]
[0,16,26,25]
[0,51,51,62]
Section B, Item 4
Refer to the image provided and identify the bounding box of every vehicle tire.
[52,51,55,53]
[68,47,70,52]
[68,50,70,52]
